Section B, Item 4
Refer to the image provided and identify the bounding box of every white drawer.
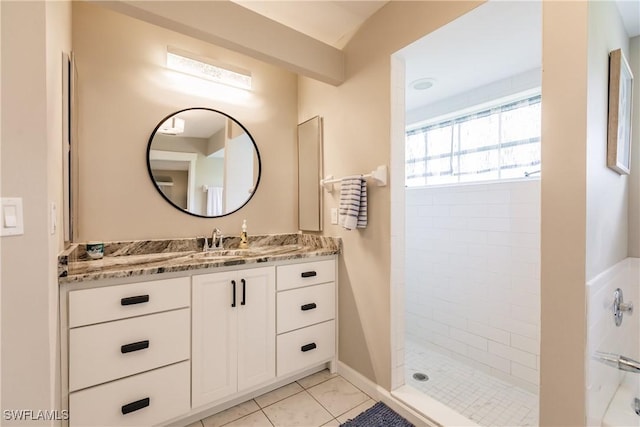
[277,282,335,334]
[69,361,190,427]
[68,277,190,328]
[277,259,335,291]
[69,308,190,391]
[277,320,335,377]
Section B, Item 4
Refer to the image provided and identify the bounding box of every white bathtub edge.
[602,372,640,427]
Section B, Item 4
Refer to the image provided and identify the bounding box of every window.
[405,94,541,186]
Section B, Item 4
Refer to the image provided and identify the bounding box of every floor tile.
[262,390,333,427]
[296,369,337,389]
[307,377,370,418]
[335,399,376,423]
[255,382,304,408]
[320,419,340,427]
[202,400,261,427]
[185,422,204,427]
[225,410,273,427]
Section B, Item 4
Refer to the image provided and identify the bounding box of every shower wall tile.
[511,334,539,355]
[405,179,541,389]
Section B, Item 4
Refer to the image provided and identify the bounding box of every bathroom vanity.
[58,234,340,426]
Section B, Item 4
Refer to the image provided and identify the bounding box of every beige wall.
[629,35,640,257]
[539,3,589,424]
[1,0,71,418]
[98,0,344,85]
[0,0,3,408]
[46,0,72,415]
[73,2,298,241]
[585,1,630,280]
[152,170,189,209]
[299,1,484,390]
[299,1,628,424]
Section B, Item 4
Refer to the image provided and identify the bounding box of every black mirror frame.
[146,107,262,218]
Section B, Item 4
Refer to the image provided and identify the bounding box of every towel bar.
[321,165,387,192]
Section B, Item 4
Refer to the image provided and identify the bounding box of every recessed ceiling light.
[411,78,436,91]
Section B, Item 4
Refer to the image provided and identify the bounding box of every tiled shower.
[404,179,540,426]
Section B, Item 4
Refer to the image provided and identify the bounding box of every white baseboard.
[337,361,441,427]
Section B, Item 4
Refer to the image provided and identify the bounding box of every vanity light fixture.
[411,78,436,91]
[158,117,185,135]
[167,47,252,90]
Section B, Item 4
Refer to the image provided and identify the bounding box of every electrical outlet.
[330,208,338,225]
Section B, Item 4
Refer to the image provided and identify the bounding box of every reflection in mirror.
[298,116,323,231]
[147,108,261,218]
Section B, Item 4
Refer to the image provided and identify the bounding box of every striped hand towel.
[338,176,368,230]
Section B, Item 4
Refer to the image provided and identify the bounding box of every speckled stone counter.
[58,234,341,283]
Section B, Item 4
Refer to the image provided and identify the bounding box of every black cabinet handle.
[231,280,236,308]
[121,340,149,354]
[121,295,149,306]
[301,343,317,352]
[301,271,317,278]
[241,279,246,306]
[121,397,150,415]
[301,303,317,311]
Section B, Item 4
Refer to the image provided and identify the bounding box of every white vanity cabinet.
[276,259,337,377]
[61,254,337,426]
[65,277,191,427]
[191,266,276,408]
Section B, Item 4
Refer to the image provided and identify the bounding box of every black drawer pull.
[231,280,236,308]
[121,295,149,306]
[121,397,150,415]
[301,271,317,278]
[301,343,317,352]
[301,303,317,311]
[241,279,246,306]
[121,340,149,354]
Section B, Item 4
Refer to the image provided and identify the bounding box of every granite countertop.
[58,233,341,284]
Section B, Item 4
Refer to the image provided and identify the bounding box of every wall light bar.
[167,47,252,90]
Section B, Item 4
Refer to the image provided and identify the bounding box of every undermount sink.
[194,244,306,259]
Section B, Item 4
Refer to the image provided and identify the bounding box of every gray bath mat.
[339,402,415,427]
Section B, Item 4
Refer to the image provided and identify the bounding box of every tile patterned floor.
[405,338,539,426]
[187,370,376,427]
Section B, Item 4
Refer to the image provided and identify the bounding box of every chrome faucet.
[595,352,640,373]
[211,228,223,250]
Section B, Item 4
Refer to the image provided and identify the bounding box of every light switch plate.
[330,208,338,225]
[1,197,24,236]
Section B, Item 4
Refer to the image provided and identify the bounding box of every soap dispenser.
[239,219,249,249]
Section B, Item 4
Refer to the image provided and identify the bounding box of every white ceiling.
[615,0,640,38]
[173,109,227,138]
[232,1,388,48]
[400,1,542,113]
[229,0,636,114]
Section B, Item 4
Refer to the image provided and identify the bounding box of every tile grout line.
[256,386,306,410]
[304,377,373,423]
[203,372,367,427]
[260,408,276,427]
[212,399,262,427]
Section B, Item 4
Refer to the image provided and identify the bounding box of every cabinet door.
[192,271,238,408]
[237,266,276,391]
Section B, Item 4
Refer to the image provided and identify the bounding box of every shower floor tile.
[405,338,539,426]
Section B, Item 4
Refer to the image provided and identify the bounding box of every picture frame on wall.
[607,48,634,175]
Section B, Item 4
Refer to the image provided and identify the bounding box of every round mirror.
[146,108,261,218]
